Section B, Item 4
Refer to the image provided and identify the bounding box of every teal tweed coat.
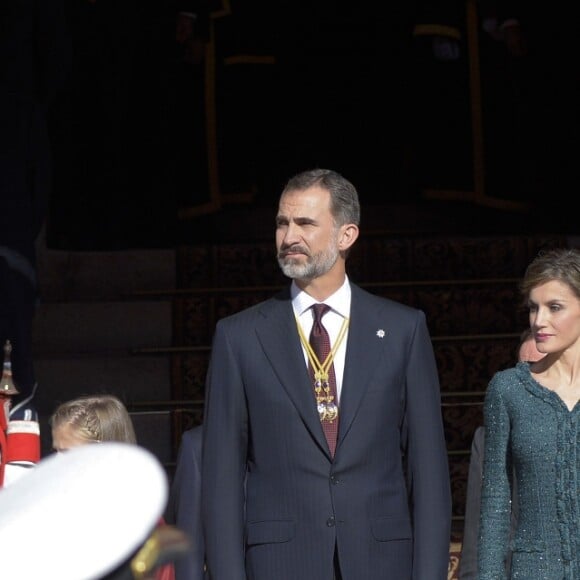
[478,362,580,579]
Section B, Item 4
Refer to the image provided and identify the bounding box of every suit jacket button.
[330,474,339,485]
[326,516,336,527]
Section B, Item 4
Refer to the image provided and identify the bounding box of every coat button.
[330,474,339,485]
[326,516,336,527]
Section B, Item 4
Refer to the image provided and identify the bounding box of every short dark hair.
[282,168,361,227]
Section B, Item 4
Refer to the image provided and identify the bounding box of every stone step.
[32,233,176,464]
[33,352,170,406]
[33,301,172,353]
[36,230,176,302]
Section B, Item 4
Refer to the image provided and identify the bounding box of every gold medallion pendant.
[314,372,338,423]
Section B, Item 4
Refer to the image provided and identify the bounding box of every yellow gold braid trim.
[131,531,161,579]
[413,24,461,40]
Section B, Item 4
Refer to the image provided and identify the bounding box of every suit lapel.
[337,287,389,448]
[255,291,329,454]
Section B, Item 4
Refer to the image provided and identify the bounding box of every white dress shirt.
[291,276,351,402]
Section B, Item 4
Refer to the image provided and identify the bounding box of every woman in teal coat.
[478,248,580,579]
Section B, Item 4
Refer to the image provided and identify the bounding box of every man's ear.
[338,224,359,251]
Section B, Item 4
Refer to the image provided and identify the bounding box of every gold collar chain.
[296,311,349,422]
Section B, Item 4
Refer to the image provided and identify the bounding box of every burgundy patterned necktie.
[309,304,339,457]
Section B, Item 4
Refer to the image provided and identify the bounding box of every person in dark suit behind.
[166,424,206,580]
[201,168,452,579]
[0,0,70,414]
[458,329,545,579]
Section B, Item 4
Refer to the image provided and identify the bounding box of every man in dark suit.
[201,168,452,579]
[166,425,206,580]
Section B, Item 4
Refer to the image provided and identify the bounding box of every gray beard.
[278,245,339,281]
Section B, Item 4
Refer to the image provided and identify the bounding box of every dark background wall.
[41,0,578,251]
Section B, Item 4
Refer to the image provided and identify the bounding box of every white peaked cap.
[0,442,168,580]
